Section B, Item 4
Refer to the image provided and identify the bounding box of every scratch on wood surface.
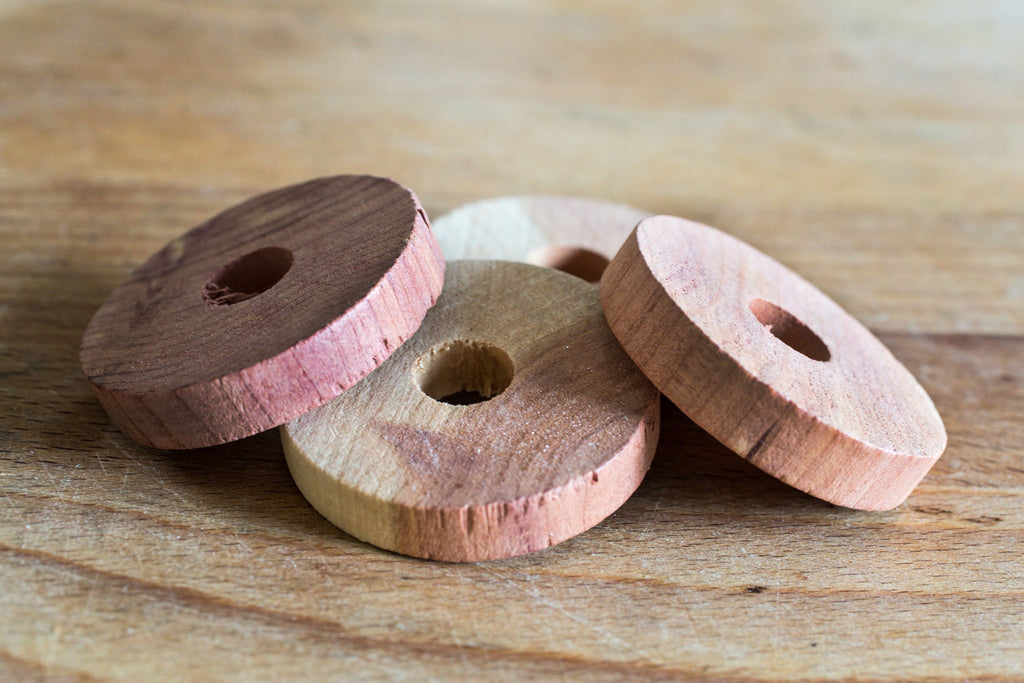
[108,437,193,509]
[446,569,475,664]
[93,452,108,477]
[0,485,15,511]
[481,566,652,661]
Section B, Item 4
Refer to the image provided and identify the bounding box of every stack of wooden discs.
[81,176,947,562]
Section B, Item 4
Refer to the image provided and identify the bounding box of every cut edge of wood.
[600,224,946,511]
[82,188,446,450]
[281,397,660,562]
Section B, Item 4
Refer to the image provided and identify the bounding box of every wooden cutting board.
[1,1,1021,680]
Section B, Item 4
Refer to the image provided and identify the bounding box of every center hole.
[415,340,514,406]
[528,245,610,282]
[203,246,293,306]
[748,298,831,362]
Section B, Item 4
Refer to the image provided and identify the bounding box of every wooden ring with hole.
[600,216,946,510]
[282,260,661,561]
[80,175,445,449]
[432,196,650,282]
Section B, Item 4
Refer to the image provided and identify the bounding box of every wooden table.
[2,1,1022,679]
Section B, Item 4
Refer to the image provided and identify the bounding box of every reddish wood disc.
[282,260,661,562]
[80,175,445,449]
[600,216,947,510]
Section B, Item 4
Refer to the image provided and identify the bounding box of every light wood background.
[2,1,1022,679]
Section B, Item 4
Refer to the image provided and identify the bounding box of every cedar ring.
[600,216,946,510]
[282,260,661,561]
[432,196,650,282]
[80,175,445,449]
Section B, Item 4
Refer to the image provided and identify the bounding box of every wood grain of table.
[2,1,1022,679]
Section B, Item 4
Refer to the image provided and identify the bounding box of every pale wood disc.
[282,260,661,562]
[601,216,947,511]
[80,175,445,449]
[431,196,650,282]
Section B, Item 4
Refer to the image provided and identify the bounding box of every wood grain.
[2,0,1022,679]
[79,175,445,449]
[432,196,649,281]
[602,217,946,510]
[283,260,660,561]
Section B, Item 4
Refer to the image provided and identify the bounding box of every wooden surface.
[1,0,1022,679]
[432,196,649,282]
[80,175,444,449]
[284,261,659,561]
[601,217,946,511]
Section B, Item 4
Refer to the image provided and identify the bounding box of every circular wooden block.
[81,175,445,450]
[431,196,649,282]
[600,216,947,511]
[282,260,661,562]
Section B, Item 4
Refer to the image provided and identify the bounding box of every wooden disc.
[80,175,445,450]
[282,260,660,562]
[600,216,947,511]
[431,196,649,282]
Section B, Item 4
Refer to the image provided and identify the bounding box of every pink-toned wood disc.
[432,196,650,282]
[600,216,947,511]
[282,260,661,562]
[81,175,445,450]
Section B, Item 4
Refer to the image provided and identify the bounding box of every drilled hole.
[749,298,831,362]
[203,246,293,306]
[528,245,610,282]
[415,340,514,406]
